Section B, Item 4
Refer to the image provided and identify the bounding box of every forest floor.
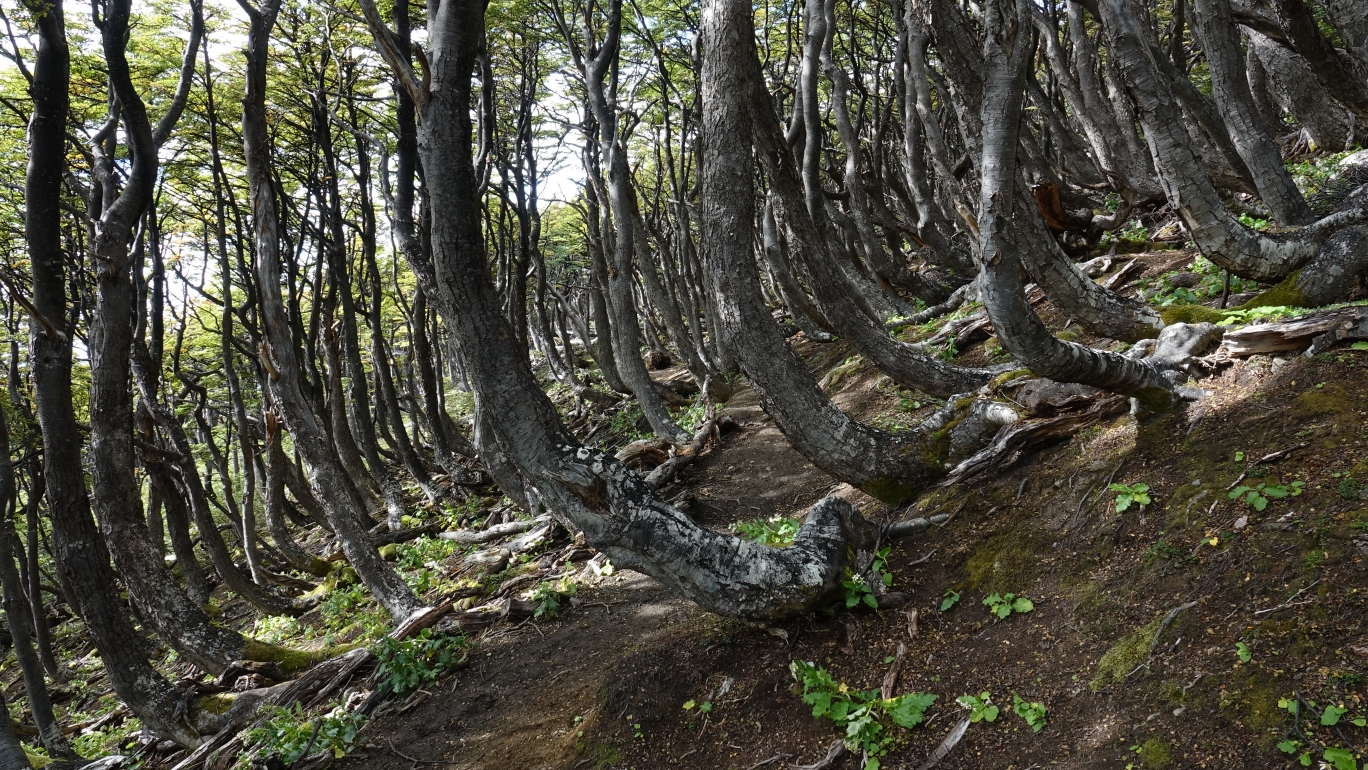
[329,251,1368,770]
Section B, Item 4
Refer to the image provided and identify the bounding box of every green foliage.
[982,592,1034,620]
[1011,694,1047,733]
[242,704,365,765]
[1109,482,1152,512]
[790,661,936,770]
[844,548,893,609]
[1228,480,1304,511]
[955,692,999,723]
[374,629,467,696]
[731,515,801,547]
[939,589,961,612]
[530,574,578,618]
[1323,747,1359,770]
[1235,642,1252,663]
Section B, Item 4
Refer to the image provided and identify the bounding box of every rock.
[1166,272,1202,288]
[1234,516,1248,531]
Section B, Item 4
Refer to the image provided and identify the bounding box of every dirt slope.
[338,342,1368,770]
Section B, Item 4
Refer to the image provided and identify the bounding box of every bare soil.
[336,274,1368,770]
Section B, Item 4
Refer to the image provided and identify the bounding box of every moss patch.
[23,749,52,768]
[1293,384,1351,417]
[198,692,237,715]
[1158,304,1232,326]
[962,527,1041,594]
[1238,270,1311,309]
[989,368,1033,389]
[1091,618,1161,690]
[1135,738,1172,767]
[239,640,360,673]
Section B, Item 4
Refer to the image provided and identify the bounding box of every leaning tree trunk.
[242,0,421,624]
[1190,0,1311,224]
[25,0,198,746]
[0,416,73,758]
[355,0,999,621]
[1099,0,1368,285]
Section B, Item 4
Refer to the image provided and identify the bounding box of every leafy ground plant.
[731,515,801,547]
[375,629,467,696]
[983,592,1034,619]
[791,661,936,769]
[844,547,893,609]
[1109,482,1151,512]
[241,704,365,766]
[1229,480,1304,511]
[940,589,961,611]
[1012,694,1047,733]
[956,692,999,723]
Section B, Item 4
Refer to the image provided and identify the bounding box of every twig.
[908,549,937,566]
[1253,579,1321,617]
[1152,601,1200,647]
[387,739,443,765]
[916,717,971,770]
[743,754,789,770]
[1226,443,1309,491]
[881,643,907,699]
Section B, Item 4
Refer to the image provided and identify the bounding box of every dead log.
[1215,307,1368,357]
[437,516,548,544]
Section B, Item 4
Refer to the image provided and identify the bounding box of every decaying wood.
[880,642,906,699]
[938,395,1130,488]
[438,515,549,543]
[1214,307,1368,357]
[915,717,971,770]
[791,740,849,770]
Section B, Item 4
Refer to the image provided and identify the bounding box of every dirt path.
[335,383,840,770]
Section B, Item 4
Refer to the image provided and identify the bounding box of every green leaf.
[683,699,696,710]
[940,591,961,611]
[1353,717,1367,727]
[1012,597,1034,614]
[1235,642,1252,663]
[1263,485,1290,499]
[888,693,937,728]
[982,704,999,722]
[698,701,712,715]
[995,603,1012,619]
[1229,486,1251,498]
[984,593,1002,606]
[863,593,878,609]
[1323,705,1348,726]
[1301,752,1313,767]
[866,758,880,770]
[1323,747,1358,770]
[1116,495,1133,512]
[1235,451,1245,461]
[1279,740,1300,755]
[1352,341,1368,350]
[1252,494,1268,511]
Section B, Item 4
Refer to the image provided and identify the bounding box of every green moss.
[1293,384,1351,417]
[378,544,399,560]
[1091,618,1161,690]
[238,640,361,674]
[1224,671,1287,747]
[574,739,623,769]
[1055,330,1081,342]
[1157,303,1233,326]
[962,527,1041,594]
[24,749,52,768]
[198,692,237,715]
[990,368,1033,389]
[1238,270,1311,309]
[819,355,865,393]
[1135,738,1172,767]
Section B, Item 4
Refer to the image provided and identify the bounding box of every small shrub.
[790,661,936,770]
[732,516,801,547]
[375,629,467,696]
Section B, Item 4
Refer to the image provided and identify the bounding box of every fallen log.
[1215,307,1367,358]
[437,515,548,543]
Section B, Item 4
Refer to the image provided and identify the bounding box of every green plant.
[1228,480,1304,511]
[1011,694,1047,733]
[939,589,961,611]
[1323,747,1359,770]
[844,548,893,609]
[530,574,578,618]
[955,692,999,723]
[1338,477,1362,500]
[790,661,936,770]
[242,704,365,765]
[732,515,801,547]
[374,629,466,696]
[682,699,712,716]
[1235,642,1252,663]
[1109,482,1151,512]
[982,592,1034,620]
[1278,738,1314,767]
